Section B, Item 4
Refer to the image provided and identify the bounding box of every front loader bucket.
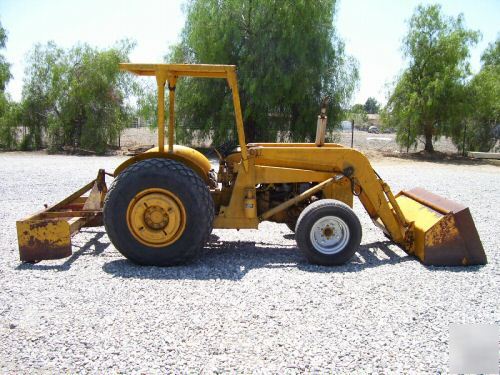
[395,188,486,266]
[16,170,107,263]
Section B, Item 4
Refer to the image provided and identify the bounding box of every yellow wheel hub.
[126,188,186,247]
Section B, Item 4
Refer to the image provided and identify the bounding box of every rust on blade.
[423,213,468,266]
[395,187,486,266]
[17,220,72,262]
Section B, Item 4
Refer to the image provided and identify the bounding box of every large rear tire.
[103,158,214,266]
[296,199,361,265]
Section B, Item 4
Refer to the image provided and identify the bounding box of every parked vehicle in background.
[368,126,380,134]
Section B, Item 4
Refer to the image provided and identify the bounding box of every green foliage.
[136,82,158,129]
[0,97,20,149]
[20,42,63,149]
[384,4,480,152]
[0,20,17,150]
[451,38,500,152]
[363,97,380,114]
[168,0,358,144]
[0,21,11,91]
[20,40,137,153]
[350,104,364,113]
[346,103,368,127]
[480,38,500,66]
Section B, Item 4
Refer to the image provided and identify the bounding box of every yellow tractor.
[16,64,487,267]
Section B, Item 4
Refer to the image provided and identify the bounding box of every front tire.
[103,158,214,266]
[296,199,361,265]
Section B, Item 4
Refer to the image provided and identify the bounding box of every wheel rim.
[126,188,186,247]
[310,216,350,255]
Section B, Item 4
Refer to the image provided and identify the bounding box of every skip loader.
[16,64,487,267]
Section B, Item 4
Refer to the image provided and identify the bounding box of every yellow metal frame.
[120,63,249,171]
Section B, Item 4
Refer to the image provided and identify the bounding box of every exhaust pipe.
[315,114,327,146]
[315,97,329,146]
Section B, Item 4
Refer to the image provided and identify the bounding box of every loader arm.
[251,146,407,242]
[251,145,486,265]
[345,157,409,245]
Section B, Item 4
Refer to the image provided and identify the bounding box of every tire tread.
[296,199,361,265]
[103,158,214,265]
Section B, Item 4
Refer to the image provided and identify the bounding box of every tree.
[350,104,364,113]
[21,40,137,153]
[0,20,18,149]
[453,38,499,152]
[0,100,21,150]
[168,0,358,144]
[480,38,500,66]
[136,81,158,129]
[20,42,64,149]
[0,21,11,91]
[346,103,367,127]
[363,97,380,114]
[384,4,480,152]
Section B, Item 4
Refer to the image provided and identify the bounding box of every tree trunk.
[424,123,434,152]
[34,124,42,150]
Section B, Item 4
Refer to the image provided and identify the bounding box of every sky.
[0,0,499,105]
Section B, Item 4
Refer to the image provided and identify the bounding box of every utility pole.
[407,122,410,153]
[462,122,467,157]
[351,119,354,148]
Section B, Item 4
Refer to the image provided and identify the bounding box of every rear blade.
[16,169,107,263]
[395,188,486,266]
[17,220,72,262]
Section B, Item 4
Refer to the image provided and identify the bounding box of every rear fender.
[114,146,211,183]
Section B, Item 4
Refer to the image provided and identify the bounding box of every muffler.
[315,97,328,146]
[395,188,486,266]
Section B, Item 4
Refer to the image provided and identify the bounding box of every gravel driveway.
[0,152,498,373]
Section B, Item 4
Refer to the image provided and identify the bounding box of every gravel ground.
[0,152,498,373]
